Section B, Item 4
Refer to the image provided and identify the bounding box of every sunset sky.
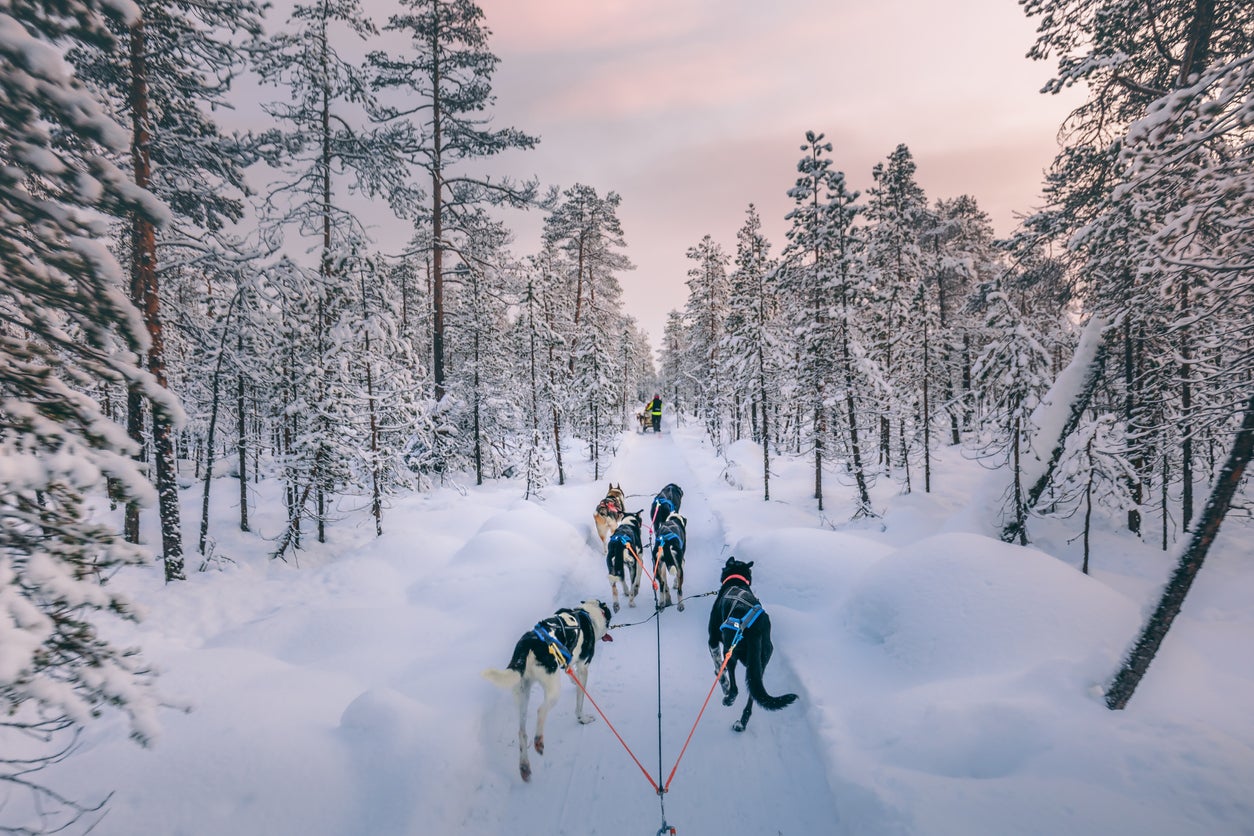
[470,0,1087,349]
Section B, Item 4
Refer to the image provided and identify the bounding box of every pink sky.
[475,0,1086,349]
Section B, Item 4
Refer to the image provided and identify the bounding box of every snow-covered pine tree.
[864,143,930,489]
[254,0,398,545]
[780,131,875,512]
[970,284,1055,545]
[1,0,171,823]
[68,0,266,577]
[658,310,687,427]
[921,196,997,446]
[1021,0,1254,547]
[368,0,538,402]
[444,216,522,485]
[723,205,780,499]
[515,272,553,499]
[682,234,731,452]
[539,185,634,477]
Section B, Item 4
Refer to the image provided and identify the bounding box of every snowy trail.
[480,427,841,836]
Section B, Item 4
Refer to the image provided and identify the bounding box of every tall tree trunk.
[430,28,446,402]
[922,310,932,492]
[198,290,242,555]
[1179,281,1193,530]
[131,19,183,581]
[1106,392,1254,710]
[125,383,143,542]
[758,346,770,502]
[1124,320,1143,535]
[237,338,249,533]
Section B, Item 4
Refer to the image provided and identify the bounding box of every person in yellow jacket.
[647,393,662,433]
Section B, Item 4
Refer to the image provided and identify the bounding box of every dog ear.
[747,561,755,568]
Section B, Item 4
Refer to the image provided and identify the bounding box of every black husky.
[653,512,687,611]
[707,557,797,732]
[605,511,643,612]
[649,483,683,530]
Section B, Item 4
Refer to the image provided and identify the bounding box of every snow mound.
[842,532,1140,683]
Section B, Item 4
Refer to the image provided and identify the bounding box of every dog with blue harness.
[653,512,687,611]
[707,557,797,732]
[650,482,683,530]
[482,599,614,782]
[605,510,644,612]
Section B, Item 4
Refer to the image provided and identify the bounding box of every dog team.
[482,481,797,782]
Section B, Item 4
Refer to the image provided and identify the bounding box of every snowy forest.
[2,0,1253,832]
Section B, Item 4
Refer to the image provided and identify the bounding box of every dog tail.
[744,628,797,711]
[481,668,521,690]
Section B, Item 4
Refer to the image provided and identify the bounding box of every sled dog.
[649,482,683,530]
[707,557,797,732]
[605,510,644,612]
[653,512,687,611]
[482,600,613,782]
[594,483,626,548]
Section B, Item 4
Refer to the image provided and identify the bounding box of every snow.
[23,420,1254,835]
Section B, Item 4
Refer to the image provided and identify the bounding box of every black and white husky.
[707,557,797,732]
[650,483,683,530]
[653,512,687,611]
[482,600,613,782]
[605,510,643,612]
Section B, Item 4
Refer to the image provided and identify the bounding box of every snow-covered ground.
[28,419,1254,835]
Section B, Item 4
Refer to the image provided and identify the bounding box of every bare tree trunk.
[1105,392,1254,710]
[1179,281,1193,530]
[131,19,183,581]
[237,335,249,533]
[922,311,932,492]
[198,291,242,554]
[1124,320,1143,535]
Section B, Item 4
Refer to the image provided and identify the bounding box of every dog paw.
[612,601,620,613]
[533,736,544,755]
[732,721,745,733]
[520,762,532,781]
[677,601,685,612]
[578,714,596,725]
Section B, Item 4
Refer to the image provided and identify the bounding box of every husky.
[482,600,614,782]
[635,410,651,433]
[605,510,644,612]
[707,557,797,732]
[649,482,683,530]
[653,512,687,611]
[593,483,626,548]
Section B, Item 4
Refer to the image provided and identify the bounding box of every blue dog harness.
[533,622,573,669]
[720,604,763,646]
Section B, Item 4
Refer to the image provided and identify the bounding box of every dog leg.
[732,701,752,731]
[516,680,532,781]
[573,662,595,725]
[722,657,740,707]
[608,577,620,613]
[656,558,671,608]
[533,675,560,757]
[676,563,685,612]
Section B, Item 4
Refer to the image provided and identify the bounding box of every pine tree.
[682,235,731,451]
[69,0,266,579]
[368,0,538,402]
[1,0,169,823]
[723,206,780,499]
[865,143,930,488]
